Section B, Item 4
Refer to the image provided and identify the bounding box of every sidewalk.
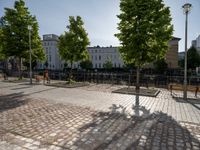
[0,81,200,149]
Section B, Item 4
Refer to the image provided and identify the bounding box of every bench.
[168,83,199,97]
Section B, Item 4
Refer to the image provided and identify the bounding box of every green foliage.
[1,0,45,61]
[124,62,136,70]
[80,59,93,70]
[103,58,113,70]
[115,0,173,67]
[58,16,90,67]
[22,59,37,69]
[187,46,200,69]
[178,59,184,68]
[153,58,168,74]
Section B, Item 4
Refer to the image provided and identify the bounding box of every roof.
[172,37,181,41]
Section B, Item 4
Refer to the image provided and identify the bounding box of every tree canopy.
[115,0,173,67]
[115,0,173,91]
[58,16,90,68]
[1,0,45,62]
[187,46,200,69]
[153,58,168,74]
[80,59,93,70]
[179,47,200,70]
[103,58,113,70]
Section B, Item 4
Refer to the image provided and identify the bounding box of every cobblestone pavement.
[0,81,200,149]
[0,94,200,150]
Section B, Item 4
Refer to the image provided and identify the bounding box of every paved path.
[0,81,200,150]
[1,81,200,124]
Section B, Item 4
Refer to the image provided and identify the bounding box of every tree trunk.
[3,59,8,80]
[18,57,22,79]
[68,62,73,83]
[136,66,140,93]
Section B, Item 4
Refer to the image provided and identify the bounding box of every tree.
[178,59,184,68]
[80,59,93,70]
[58,16,90,82]
[154,58,168,74]
[1,0,45,78]
[23,59,37,70]
[103,58,113,70]
[187,46,200,69]
[115,0,173,92]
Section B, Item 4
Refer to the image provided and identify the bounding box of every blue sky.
[0,0,200,52]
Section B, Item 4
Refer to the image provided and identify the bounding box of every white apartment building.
[37,34,64,70]
[38,34,124,70]
[87,46,124,69]
[38,34,179,70]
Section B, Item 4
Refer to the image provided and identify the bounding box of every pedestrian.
[43,69,50,84]
[3,69,8,80]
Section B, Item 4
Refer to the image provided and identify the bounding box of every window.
[95,64,97,68]
[118,64,121,68]
[99,55,101,60]
[49,56,51,62]
[95,56,97,60]
[114,63,116,68]
[99,63,101,68]
[95,50,97,53]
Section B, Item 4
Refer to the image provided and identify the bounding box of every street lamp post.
[28,25,32,84]
[182,3,192,100]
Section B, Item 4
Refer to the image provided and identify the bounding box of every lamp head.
[28,25,32,31]
[182,3,192,14]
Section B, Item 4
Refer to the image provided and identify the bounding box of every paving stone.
[0,82,200,149]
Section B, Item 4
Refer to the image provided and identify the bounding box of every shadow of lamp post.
[182,3,192,100]
[28,25,32,84]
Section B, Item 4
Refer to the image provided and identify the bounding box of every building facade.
[87,46,124,69]
[191,34,200,52]
[37,34,63,70]
[165,37,180,68]
[38,34,180,70]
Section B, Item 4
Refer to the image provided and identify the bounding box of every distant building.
[145,37,181,68]
[165,37,181,68]
[191,34,200,53]
[192,40,197,47]
[178,52,185,60]
[38,34,180,70]
[37,34,63,70]
[87,46,124,69]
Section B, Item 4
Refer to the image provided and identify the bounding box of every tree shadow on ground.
[0,84,21,89]
[173,96,200,111]
[11,86,32,90]
[0,92,28,112]
[70,95,200,150]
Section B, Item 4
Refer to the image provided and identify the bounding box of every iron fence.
[3,70,200,88]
